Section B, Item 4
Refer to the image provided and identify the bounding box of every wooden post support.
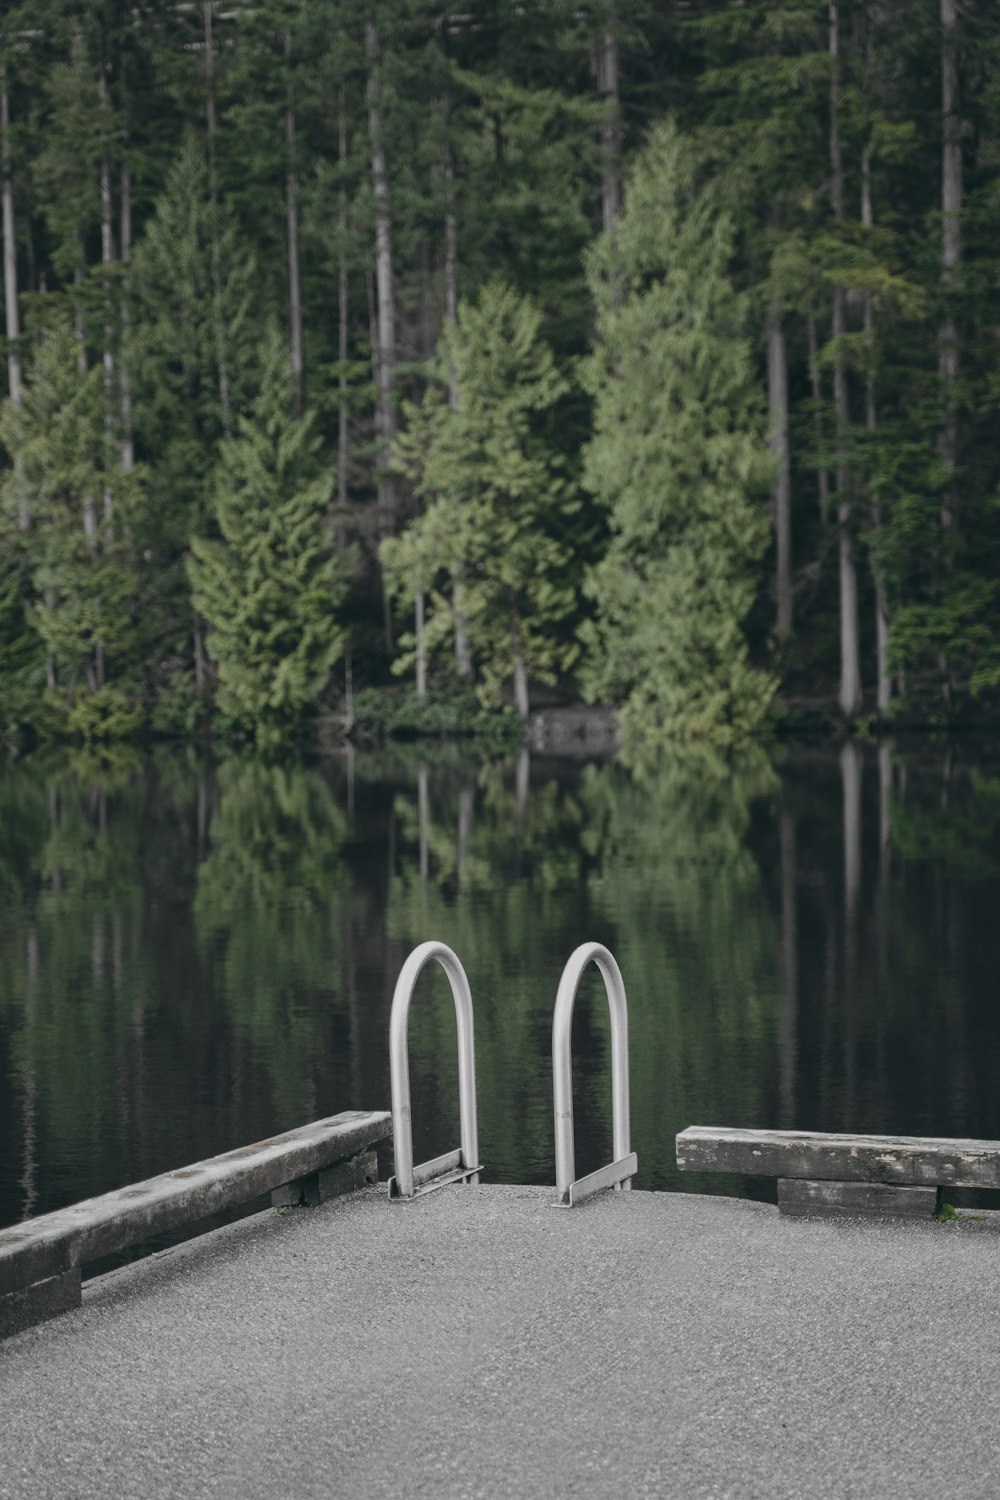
[778,1179,939,1220]
[0,1269,81,1341]
[271,1150,379,1208]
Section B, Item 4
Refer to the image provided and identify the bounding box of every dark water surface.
[2,737,1000,1234]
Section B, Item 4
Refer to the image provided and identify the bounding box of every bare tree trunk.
[938,0,961,518]
[285,31,304,415]
[830,1,861,717]
[119,17,134,475]
[937,0,961,709]
[204,1,232,437]
[120,159,134,473]
[595,14,622,236]
[1,69,21,410]
[1,67,28,533]
[365,21,398,546]
[336,82,349,551]
[767,303,793,641]
[861,145,891,713]
[99,61,116,531]
[442,127,473,683]
[806,314,830,526]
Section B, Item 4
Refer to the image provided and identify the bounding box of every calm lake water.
[2,736,999,1235]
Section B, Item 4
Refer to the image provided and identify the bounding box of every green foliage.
[0,311,147,731]
[188,338,347,745]
[351,682,523,749]
[385,279,580,715]
[580,120,777,749]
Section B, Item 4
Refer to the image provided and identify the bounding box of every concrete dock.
[2,1184,1000,1499]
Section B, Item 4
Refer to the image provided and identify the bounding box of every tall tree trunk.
[937,0,961,709]
[806,314,830,526]
[938,0,961,518]
[861,145,890,713]
[99,61,116,530]
[365,20,398,549]
[767,303,793,642]
[285,31,304,415]
[204,1,231,437]
[1,67,28,533]
[595,12,622,236]
[119,19,134,476]
[443,125,473,682]
[336,82,349,551]
[119,158,134,473]
[830,1,861,716]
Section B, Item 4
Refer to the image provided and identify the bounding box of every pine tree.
[385,278,579,719]
[0,309,145,732]
[187,336,346,744]
[580,119,776,748]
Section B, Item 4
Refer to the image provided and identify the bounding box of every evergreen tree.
[580,119,776,748]
[187,337,346,744]
[0,310,146,734]
[385,279,580,718]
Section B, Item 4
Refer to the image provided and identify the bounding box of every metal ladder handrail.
[552,942,638,1206]
[387,941,481,1200]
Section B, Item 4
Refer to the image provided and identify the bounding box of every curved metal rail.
[387,941,481,1200]
[552,942,637,1206]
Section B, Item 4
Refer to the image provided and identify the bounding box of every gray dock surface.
[2,1184,999,1499]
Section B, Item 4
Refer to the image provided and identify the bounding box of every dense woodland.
[1,0,999,750]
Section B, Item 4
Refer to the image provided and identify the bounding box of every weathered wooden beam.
[0,1110,391,1305]
[676,1126,1000,1189]
[271,1149,379,1209]
[0,1268,81,1340]
[778,1179,939,1220]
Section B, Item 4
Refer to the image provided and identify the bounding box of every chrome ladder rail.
[387,941,482,1200]
[552,942,637,1206]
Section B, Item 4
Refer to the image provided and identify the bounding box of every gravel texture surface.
[2,1184,1000,1499]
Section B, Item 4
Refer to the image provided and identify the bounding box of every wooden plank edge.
[0,1109,391,1294]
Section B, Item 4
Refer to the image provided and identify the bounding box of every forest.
[0,0,998,751]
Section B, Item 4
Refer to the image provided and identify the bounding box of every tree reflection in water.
[1,738,1000,1231]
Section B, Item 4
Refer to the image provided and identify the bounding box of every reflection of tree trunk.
[516,746,530,817]
[418,763,429,882]
[878,740,892,881]
[876,740,892,989]
[840,740,861,1126]
[841,741,861,920]
[457,783,473,883]
[779,810,798,1126]
[92,912,106,987]
[20,927,38,1220]
[415,586,427,700]
[767,304,793,641]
